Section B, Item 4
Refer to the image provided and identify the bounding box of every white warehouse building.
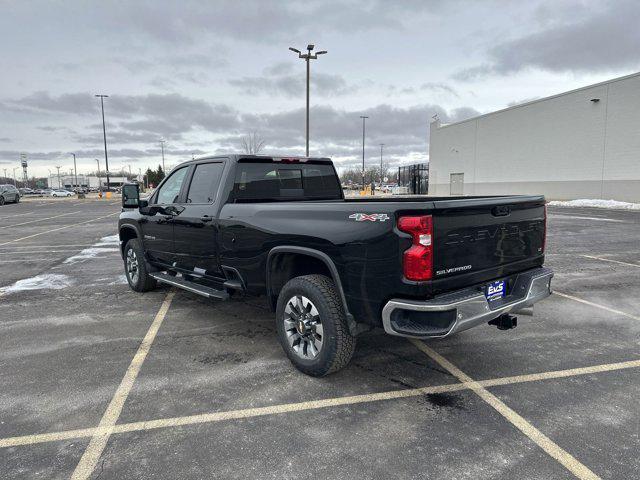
[428,72,640,202]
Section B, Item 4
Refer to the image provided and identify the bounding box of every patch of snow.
[63,247,119,264]
[0,274,74,294]
[95,234,120,246]
[62,234,120,264]
[548,199,640,210]
[109,274,128,285]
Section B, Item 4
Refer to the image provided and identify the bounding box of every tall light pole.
[71,153,77,188]
[95,94,110,191]
[159,139,166,172]
[289,44,327,157]
[379,143,385,184]
[55,166,62,189]
[2,168,6,182]
[12,167,18,186]
[360,115,368,192]
[95,159,101,191]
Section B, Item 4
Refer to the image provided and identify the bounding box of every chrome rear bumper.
[382,267,553,338]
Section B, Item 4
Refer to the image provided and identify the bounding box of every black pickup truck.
[119,155,553,376]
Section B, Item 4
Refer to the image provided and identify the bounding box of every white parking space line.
[0,212,119,247]
[555,291,640,321]
[0,244,97,250]
[410,340,601,480]
[0,212,35,219]
[0,211,79,229]
[1,356,638,450]
[70,291,175,480]
[0,250,97,255]
[0,258,52,263]
[580,255,640,268]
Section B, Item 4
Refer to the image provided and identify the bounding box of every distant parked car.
[50,189,73,197]
[19,187,34,195]
[0,184,20,205]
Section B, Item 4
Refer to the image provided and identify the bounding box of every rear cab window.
[233,159,341,202]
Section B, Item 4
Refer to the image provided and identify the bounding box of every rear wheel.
[0,196,5,206]
[14,195,20,203]
[276,274,356,377]
[124,238,157,292]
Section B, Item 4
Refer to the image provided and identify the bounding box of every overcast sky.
[1,0,638,177]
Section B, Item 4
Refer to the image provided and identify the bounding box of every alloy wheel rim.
[126,249,139,284]
[283,295,323,359]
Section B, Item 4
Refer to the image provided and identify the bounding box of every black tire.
[276,274,356,377]
[14,195,20,203]
[123,238,157,292]
[0,196,5,206]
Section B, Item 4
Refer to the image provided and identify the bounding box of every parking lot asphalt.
[0,200,638,479]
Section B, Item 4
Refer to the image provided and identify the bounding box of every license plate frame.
[485,279,506,302]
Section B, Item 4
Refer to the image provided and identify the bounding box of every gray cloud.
[230,63,354,97]
[2,91,479,168]
[99,0,416,46]
[454,0,640,79]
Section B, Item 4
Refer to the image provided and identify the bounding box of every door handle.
[200,215,213,222]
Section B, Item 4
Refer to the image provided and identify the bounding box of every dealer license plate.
[486,280,506,302]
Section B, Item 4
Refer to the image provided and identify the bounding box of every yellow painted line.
[410,340,601,480]
[70,291,175,480]
[580,255,640,268]
[0,212,119,247]
[0,211,79,229]
[555,291,640,321]
[1,357,639,450]
[0,427,99,448]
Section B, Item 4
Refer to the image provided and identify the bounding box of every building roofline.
[435,70,640,129]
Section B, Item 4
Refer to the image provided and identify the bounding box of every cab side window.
[156,167,188,204]
[186,162,224,204]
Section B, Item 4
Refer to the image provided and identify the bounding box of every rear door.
[432,196,545,287]
[173,160,226,278]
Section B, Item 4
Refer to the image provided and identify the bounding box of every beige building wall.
[428,72,640,201]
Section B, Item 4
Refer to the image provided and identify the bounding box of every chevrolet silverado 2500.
[119,155,553,376]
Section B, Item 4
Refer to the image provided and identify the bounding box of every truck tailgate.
[431,196,545,285]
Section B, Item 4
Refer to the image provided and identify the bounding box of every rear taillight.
[398,215,433,281]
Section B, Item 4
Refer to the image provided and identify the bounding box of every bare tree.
[240,131,266,154]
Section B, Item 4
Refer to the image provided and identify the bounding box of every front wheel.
[0,196,5,206]
[276,274,356,377]
[123,238,157,292]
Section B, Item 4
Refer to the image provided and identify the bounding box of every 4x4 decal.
[349,213,390,222]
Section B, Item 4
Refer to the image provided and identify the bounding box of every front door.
[173,160,226,279]
[141,166,190,266]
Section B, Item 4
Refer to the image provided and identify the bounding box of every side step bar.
[150,272,230,300]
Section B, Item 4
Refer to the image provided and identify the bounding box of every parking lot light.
[95,94,110,192]
[289,44,327,157]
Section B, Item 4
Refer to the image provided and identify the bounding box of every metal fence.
[398,164,429,195]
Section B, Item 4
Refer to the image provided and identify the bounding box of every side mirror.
[122,184,140,208]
